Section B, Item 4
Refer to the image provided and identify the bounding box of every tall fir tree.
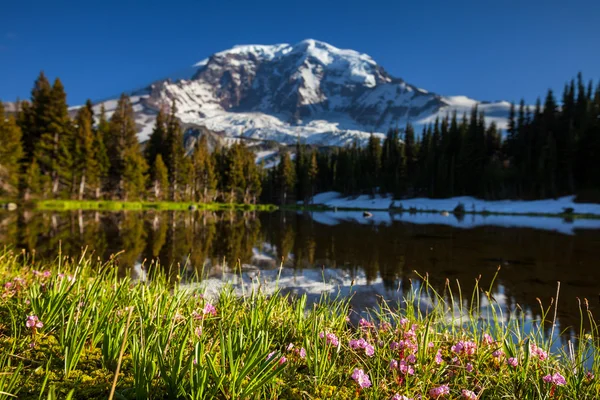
[164,104,186,201]
[34,78,74,196]
[277,150,296,204]
[0,103,23,196]
[191,135,216,202]
[72,106,97,199]
[151,154,169,200]
[106,94,147,199]
[20,72,52,161]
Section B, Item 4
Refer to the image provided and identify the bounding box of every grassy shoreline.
[0,251,598,399]
[0,199,278,212]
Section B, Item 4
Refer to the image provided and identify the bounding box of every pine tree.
[277,150,296,204]
[404,123,417,193]
[308,151,318,202]
[244,148,262,203]
[72,107,97,199]
[0,103,23,196]
[145,108,167,177]
[34,78,74,197]
[164,104,186,201]
[365,134,382,195]
[152,154,169,200]
[191,135,216,202]
[91,107,109,199]
[23,157,44,198]
[106,94,147,199]
[121,147,148,200]
[20,72,52,161]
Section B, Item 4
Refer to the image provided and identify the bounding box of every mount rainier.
[94,39,512,146]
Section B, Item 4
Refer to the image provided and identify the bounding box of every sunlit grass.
[33,200,278,212]
[0,250,597,399]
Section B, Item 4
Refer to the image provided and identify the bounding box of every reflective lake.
[1,209,600,335]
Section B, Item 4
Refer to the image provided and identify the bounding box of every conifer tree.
[91,108,109,199]
[0,103,23,196]
[191,135,216,202]
[145,108,167,177]
[164,104,186,201]
[308,151,318,202]
[244,148,262,203]
[34,78,74,196]
[23,158,44,199]
[20,72,52,161]
[277,150,296,204]
[365,134,382,195]
[72,107,97,199]
[106,94,147,199]
[152,154,169,200]
[404,123,417,192]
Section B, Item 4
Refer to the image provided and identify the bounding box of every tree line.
[0,72,263,203]
[3,72,600,205]
[263,73,600,204]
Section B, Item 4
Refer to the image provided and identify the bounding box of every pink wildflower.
[379,321,392,332]
[543,372,566,386]
[278,356,287,365]
[435,349,443,364]
[586,371,594,381]
[507,357,518,367]
[349,338,375,357]
[203,303,217,317]
[398,360,415,375]
[392,395,412,400]
[26,315,43,330]
[466,363,473,373]
[492,349,504,358]
[351,368,371,388]
[530,343,548,361]
[287,343,294,351]
[483,334,494,345]
[359,318,375,329]
[407,353,417,364]
[451,341,477,356]
[390,359,399,370]
[267,351,276,360]
[429,384,450,399]
[461,389,477,400]
[319,332,339,346]
[298,347,306,358]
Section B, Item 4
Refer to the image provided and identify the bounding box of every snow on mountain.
[91,39,513,146]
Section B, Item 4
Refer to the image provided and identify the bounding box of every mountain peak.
[94,41,513,146]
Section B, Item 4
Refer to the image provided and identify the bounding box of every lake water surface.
[1,209,599,335]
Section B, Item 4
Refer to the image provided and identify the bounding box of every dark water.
[1,209,599,333]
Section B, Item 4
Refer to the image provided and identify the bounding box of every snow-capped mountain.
[94,39,512,146]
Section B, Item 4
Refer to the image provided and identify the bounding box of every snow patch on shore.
[310,192,600,215]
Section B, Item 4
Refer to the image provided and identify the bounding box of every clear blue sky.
[1,0,599,106]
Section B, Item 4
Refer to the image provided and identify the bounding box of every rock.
[4,203,17,211]
[440,211,450,217]
[363,211,373,218]
[188,205,198,211]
